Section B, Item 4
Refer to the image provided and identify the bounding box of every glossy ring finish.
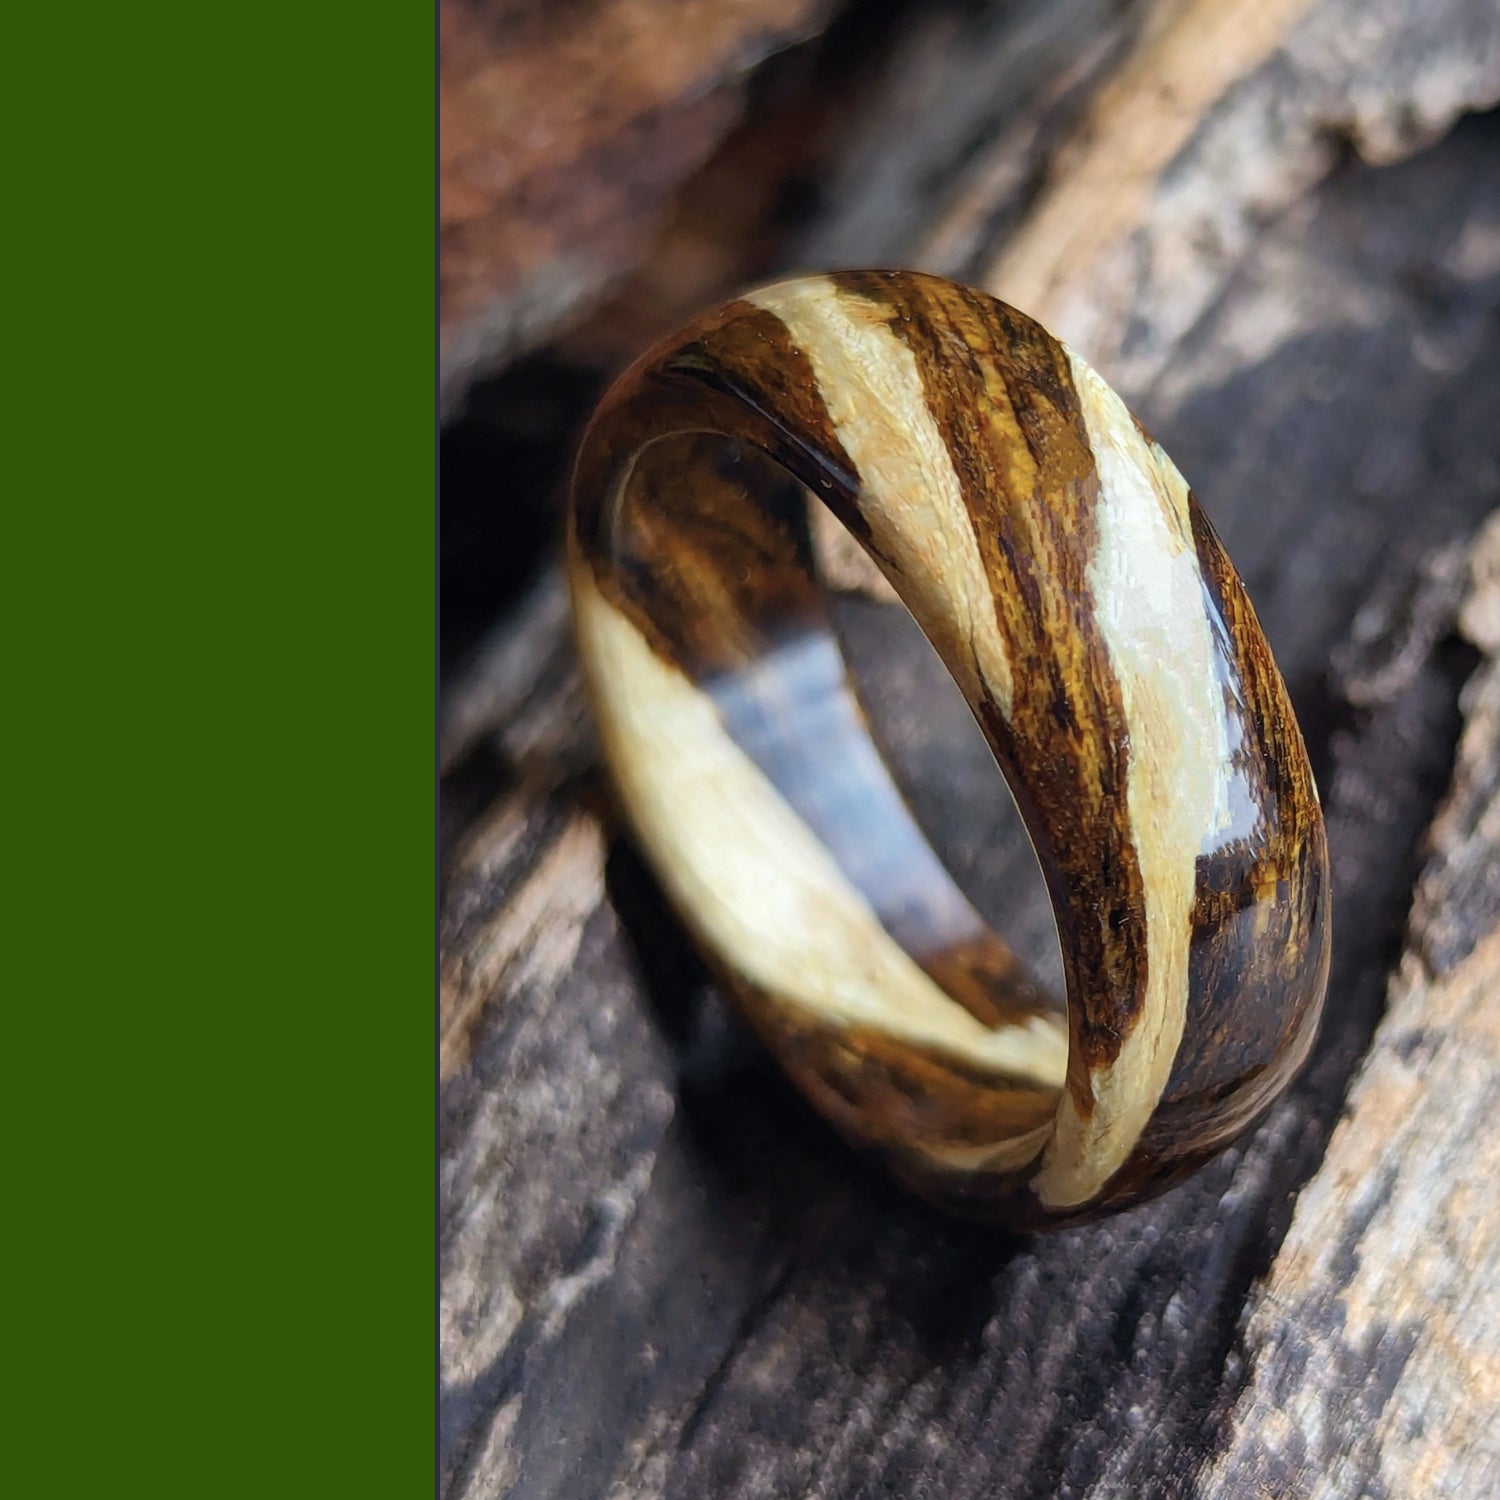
[567,270,1330,1227]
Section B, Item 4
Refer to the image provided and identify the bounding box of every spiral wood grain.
[567,269,1330,1227]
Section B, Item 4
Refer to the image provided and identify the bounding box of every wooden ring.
[568,270,1330,1227]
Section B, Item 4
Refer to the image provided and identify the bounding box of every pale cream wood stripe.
[1032,350,1230,1207]
[745,278,1019,719]
[922,1120,1055,1177]
[571,555,1069,1095]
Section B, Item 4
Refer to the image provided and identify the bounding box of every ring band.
[567,270,1330,1227]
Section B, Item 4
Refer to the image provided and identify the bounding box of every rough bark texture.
[440,1,1500,1494]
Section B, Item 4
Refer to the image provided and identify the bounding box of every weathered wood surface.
[440,2,1500,1493]
[439,0,838,411]
[972,0,1500,388]
[1206,516,1500,1500]
[530,0,1500,393]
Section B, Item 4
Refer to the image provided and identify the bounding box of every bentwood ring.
[567,270,1330,1229]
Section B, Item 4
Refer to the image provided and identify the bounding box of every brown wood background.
[439,2,1500,1494]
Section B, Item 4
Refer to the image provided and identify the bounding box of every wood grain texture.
[1205,514,1500,1499]
[439,0,836,410]
[439,0,1500,1484]
[441,113,1500,1497]
[568,269,1328,1223]
[975,0,1500,394]
[441,0,1500,625]
[555,0,1500,390]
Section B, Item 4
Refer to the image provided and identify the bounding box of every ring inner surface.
[579,431,1069,1135]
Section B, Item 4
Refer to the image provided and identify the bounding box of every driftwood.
[440,1,1500,1493]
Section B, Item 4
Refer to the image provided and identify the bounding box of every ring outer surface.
[567,270,1331,1229]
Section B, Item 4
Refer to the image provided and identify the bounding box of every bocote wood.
[568,271,1328,1225]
